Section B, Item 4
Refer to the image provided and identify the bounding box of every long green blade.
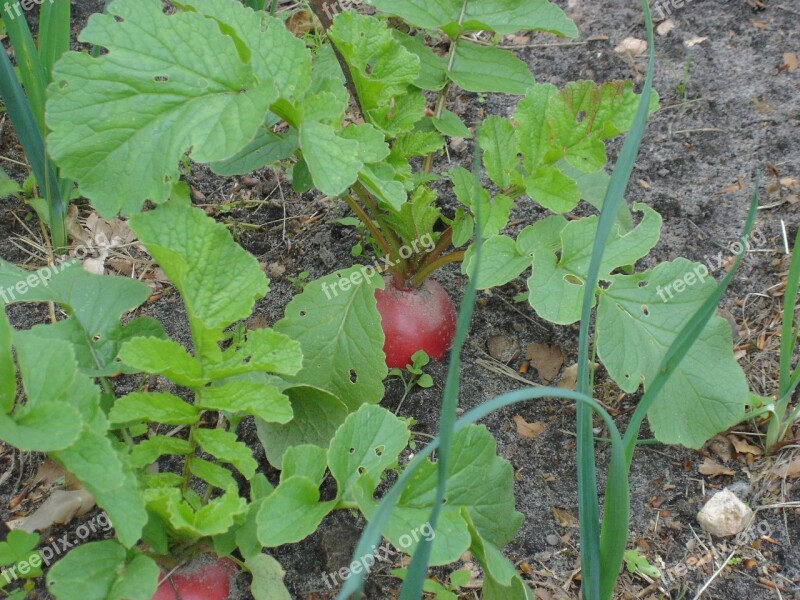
[779,227,800,396]
[574,1,657,596]
[0,50,66,248]
[39,0,72,81]
[0,3,47,133]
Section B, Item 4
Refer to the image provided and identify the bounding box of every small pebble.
[697,488,754,537]
[545,534,560,546]
[487,334,519,363]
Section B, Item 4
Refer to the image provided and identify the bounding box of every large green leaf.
[0,259,154,376]
[450,41,533,95]
[256,477,337,546]
[129,200,269,358]
[355,425,522,566]
[528,204,662,324]
[328,405,409,501]
[275,267,387,409]
[145,485,247,538]
[256,385,350,468]
[597,258,749,447]
[370,0,577,37]
[198,380,293,423]
[47,541,159,600]
[117,338,207,387]
[46,0,305,216]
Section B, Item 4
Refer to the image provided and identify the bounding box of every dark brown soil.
[1,0,798,599]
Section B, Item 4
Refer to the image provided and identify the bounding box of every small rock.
[486,334,519,363]
[242,176,260,188]
[545,534,559,546]
[190,187,206,202]
[697,488,754,537]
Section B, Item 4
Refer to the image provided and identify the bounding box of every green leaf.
[0,260,152,376]
[198,380,292,423]
[130,200,269,358]
[47,541,159,600]
[480,116,520,189]
[210,125,298,176]
[194,428,257,480]
[281,444,328,486]
[355,425,522,566]
[0,168,21,199]
[450,41,533,95]
[176,0,311,100]
[372,0,577,37]
[304,122,366,196]
[0,308,16,412]
[129,436,193,469]
[256,477,336,546]
[110,392,199,426]
[47,0,285,216]
[329,12,420,126]
[524,164,580,213]
[256,385,350,468]
[118,338,206,387]
[328,405,409,501]
[393,31,447,91]
[0,530,41,578]
[189,457,237,490]
[146,485,247,538]
[433,109,472,139]
[205,328,304,379]
[247,554,292,600]
[275,267,387,409]
[359,164,408,211]
[528,204,662,324]
[461,0,577,37]
[463,511,517,587]
[624,548,661,579]
[462,236,529,289]
[597,258,749,447]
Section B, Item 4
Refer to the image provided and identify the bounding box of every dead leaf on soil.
[525,343,564,384]
[728,434,763,456]
[513,415,545,439]
[656,19,675,36]
[551,507,579,528]
[707,435,733,463]
[683,35,708,47]
[782,52,799,73]
[614,37,647,56]
[772,454,800,479]
[20,489,96,533]
[698,458,735,478]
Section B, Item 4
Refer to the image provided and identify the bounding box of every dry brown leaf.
[683,35,708,47]
[717,180,745,195]
[772,455,800,479]
[557,364,578,390]
[614,37,647,56]
[525,343,564,384]
[20,490,96,533]
[513,415,545,439]
[728,435,763,456]
[552,507,579,528]
[707,436,733,463]
[698,458,735,478]
[656,19,675,36]
[783,52,799,73]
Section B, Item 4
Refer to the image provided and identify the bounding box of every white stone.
[697,489,754,537]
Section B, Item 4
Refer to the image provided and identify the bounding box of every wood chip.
[698,457,735,477]
[513,415,545,439]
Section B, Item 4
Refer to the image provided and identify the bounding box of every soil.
[1,0,799,599]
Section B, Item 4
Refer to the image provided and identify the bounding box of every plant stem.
[409,251,464,287]
[353,182,407,273]
[180,419,200,493]
[307,0,365,119]
[343,194,390,256]
[416,228,452,271]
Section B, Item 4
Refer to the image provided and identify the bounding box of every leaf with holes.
[596,258,749,448]
[274,267,387,410]
[328,404,409,501]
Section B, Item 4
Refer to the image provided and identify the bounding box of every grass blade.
[39,0,71,80]
[0,50,66,248]
[575,1,656,596]
[0,3,47,134]
[779,227,800,396]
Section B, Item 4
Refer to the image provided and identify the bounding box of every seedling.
[388,350,434,411]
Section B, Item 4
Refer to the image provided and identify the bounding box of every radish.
[375,277,457,368]
[152,554,237,600]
